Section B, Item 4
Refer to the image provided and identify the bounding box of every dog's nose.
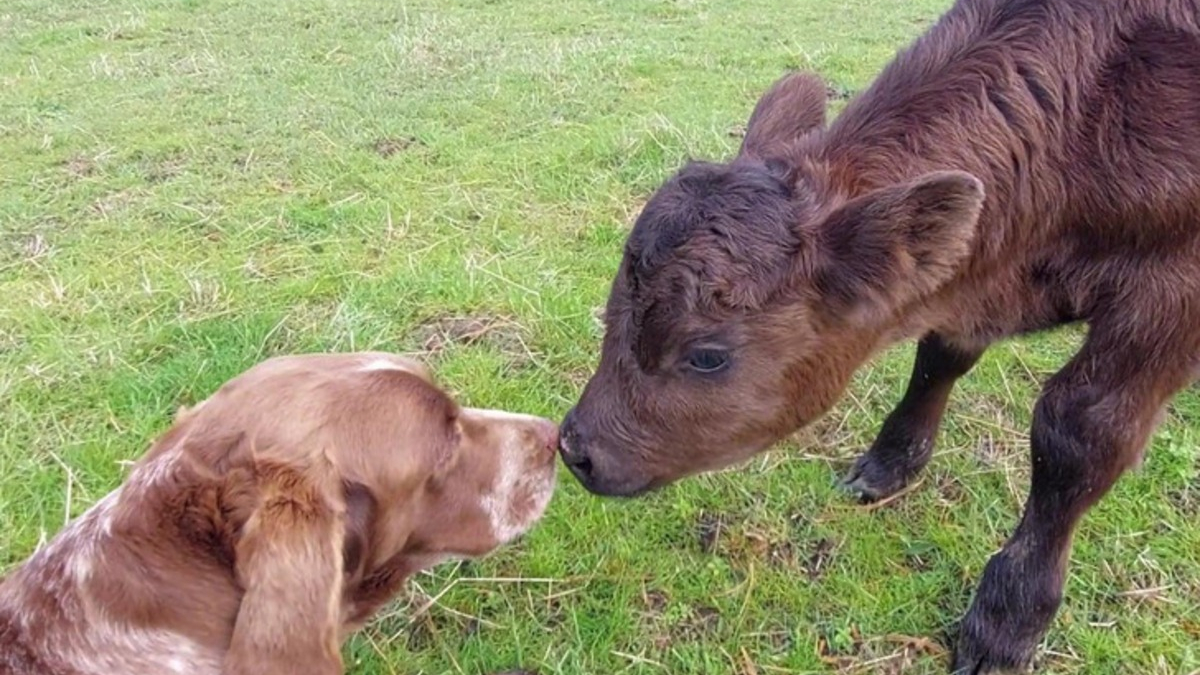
[558,409,594,478]
[533,418,559,456]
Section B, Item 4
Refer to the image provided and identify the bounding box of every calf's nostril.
[574,456,593,476]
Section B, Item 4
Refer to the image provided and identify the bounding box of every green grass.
[2,0,1198,673]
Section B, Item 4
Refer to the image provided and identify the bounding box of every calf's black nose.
[558,408,594,480]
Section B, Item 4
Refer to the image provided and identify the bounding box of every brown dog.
[0,352,558,675]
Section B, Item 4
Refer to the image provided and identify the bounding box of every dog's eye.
[684,348,730,374]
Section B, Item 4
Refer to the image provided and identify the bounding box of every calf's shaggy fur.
[561,0,1200,671]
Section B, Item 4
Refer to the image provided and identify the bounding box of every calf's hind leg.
[844,333,985,501]
[952,321,1194,674]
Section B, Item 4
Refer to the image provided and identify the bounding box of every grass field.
[2,0,1199,673]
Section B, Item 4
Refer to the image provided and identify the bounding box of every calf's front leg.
[844,333,985,501]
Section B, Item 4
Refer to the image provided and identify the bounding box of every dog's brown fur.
[1,353,558,675]
[561,0,1200,671]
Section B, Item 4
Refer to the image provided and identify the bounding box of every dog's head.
[161,353,558,672]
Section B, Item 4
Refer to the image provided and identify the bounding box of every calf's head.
[560,73,986,496]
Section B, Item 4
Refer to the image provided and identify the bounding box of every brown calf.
[559,0,1200,672]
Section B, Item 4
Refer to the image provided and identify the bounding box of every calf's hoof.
[840,439,930,503]
[951,643,1034,675]
[951,608,1039,674]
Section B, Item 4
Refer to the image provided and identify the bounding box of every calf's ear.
[811,170,984,324]
[739,71,828,160]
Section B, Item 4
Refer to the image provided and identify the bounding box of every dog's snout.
[533,418,559,456]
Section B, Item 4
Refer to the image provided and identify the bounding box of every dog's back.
[0,443,240,675]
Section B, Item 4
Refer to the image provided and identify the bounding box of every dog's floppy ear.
[224,449,346,675]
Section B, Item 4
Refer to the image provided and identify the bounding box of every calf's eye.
[685,348,730,374]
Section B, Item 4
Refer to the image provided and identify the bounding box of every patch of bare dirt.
[804,537,837,580]
[973,436,1004,466]
[14,232,53,263]
[696,511,727,555]
[694,510,834,574]
[89,189,138,218]
[144,154,186,182]
[411,314,530,365]
[671,605,720,641]
[372,136,423,158]
[641,589,669,614]
[935,473,965,504]
[63,155,96,179]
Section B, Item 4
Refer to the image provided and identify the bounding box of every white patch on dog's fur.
[60,627,219,675]
[481,445,524,543]
[361,358,409,372]
[129,452,179,487]
[358,355,429,378]
[90,486,123,537]
[461,408,545,424]
[469,408,556,544]
[36,484,123,584]
[6,475,223,675]
[70,551,93,581]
